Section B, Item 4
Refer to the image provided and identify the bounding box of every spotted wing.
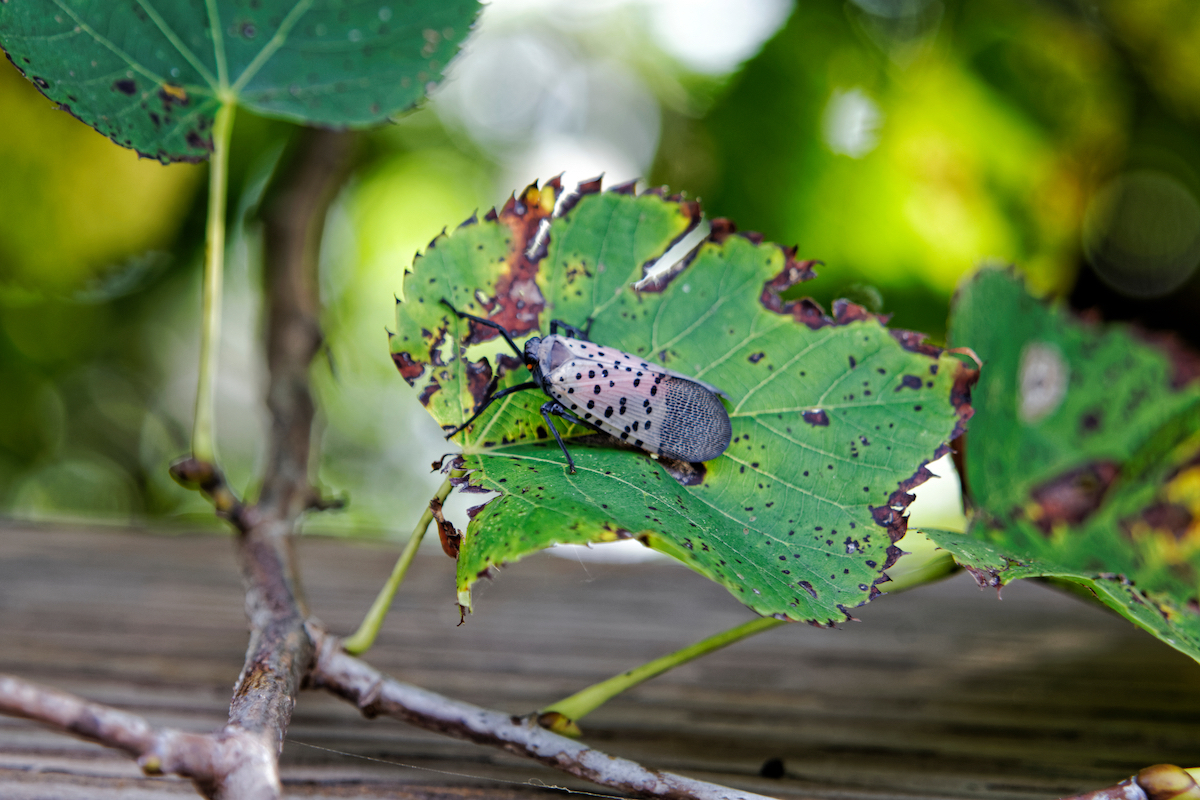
[545,347,731,462]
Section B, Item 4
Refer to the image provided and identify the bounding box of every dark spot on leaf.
[896,374,922,392]
[802,409,829,427]
[1080,410,1102,434]
[1027,461,1120,535]
[748,352,765,364]
[418,378,441,405]
[392,352,424,383]
[186,130,212,151]
[497,353,525,377]
[113,78,136,94]
[889,328,942,357]
[465,358,494,408]
[32,75,50,89]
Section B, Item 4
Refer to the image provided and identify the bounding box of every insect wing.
[652,375,732,461]
[543,344,731,462]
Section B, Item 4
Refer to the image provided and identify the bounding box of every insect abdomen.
[655,378,732,462]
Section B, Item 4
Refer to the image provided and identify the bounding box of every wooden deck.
[2,522,1198,799]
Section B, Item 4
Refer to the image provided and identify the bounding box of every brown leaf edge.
[746,224,978,609]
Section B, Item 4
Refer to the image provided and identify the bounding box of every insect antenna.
[440,298,528,362]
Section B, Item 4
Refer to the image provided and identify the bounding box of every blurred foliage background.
[1,0,1198,535]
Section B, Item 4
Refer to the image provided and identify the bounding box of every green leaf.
[0,0,479,162]
[924,528,1200,659]
[930,268,1200,660]
[392,178,975,623]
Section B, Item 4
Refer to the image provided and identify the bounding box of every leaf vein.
[135,0,219,88]
[203,0,227,89]
[231,0,318,97]
[47,0,167,87]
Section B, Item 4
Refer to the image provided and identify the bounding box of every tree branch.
[258,127,349,522]
[164,126,356,799]
[0,673,270,796]
[306,625,779,800]
[210,127,356,797]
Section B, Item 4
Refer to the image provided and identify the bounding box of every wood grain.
[2,522,1197,799]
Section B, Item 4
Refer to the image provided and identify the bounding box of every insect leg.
[444,381,540,439]
[538,401,579,473]
[538,400,604,473]
[549,318,592,341]
[440,298,526,361]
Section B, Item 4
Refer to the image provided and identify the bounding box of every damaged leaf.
[0,0,479,162]
[928,269,1200,660]
[430,496,461,559]
[393,178,975,624]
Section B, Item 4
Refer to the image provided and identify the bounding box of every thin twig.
[307,626,779,800]
[0,673,269,796]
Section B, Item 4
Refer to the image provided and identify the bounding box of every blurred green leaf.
[928,268,1200,660]
[0,0,480,162]
[392,179,974,623]
[924,527,1200,658]
[1100,0,1200,123]
[0,62,202,294]
[663,0,1137,337]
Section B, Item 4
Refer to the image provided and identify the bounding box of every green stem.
[342,474,458,654]
[538,531,960,734]
[191,102,236,464]
[540,616,785,732]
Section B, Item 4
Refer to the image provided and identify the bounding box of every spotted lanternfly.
[441,299,732,473]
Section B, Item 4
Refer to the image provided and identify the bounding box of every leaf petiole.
[538,616,785,736]
[537,535,960,735]
[342,472,461,654]
[191,101,236,465]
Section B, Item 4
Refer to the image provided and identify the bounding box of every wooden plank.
[2,522,1198,799]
